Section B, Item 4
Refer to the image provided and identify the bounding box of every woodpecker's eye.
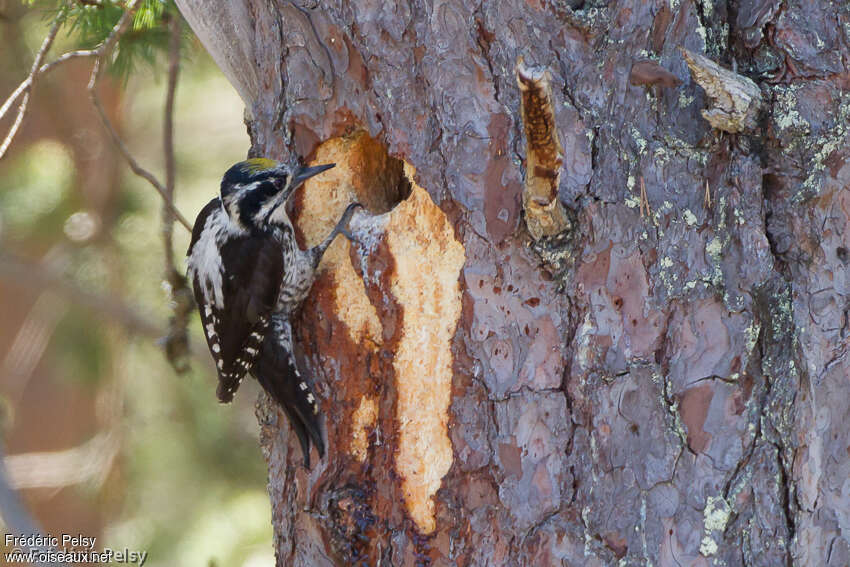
[236,181,279,228]
[257,180,280,198]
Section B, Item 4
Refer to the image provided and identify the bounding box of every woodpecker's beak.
[291,163,336,187]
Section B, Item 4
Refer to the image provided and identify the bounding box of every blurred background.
[0,2,277,564]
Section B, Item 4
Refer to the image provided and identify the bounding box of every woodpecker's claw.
[342,202,363,222]
[336,202,363,243]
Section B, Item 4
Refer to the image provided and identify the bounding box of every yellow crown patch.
[242,158,278,174]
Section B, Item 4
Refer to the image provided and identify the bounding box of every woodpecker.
[186,158,359,466]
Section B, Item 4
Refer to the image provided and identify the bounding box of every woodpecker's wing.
[251,319,324,467]
[212,234,284,401]
[188,202,284,402]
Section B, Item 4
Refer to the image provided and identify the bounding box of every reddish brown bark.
[177,0,850,564]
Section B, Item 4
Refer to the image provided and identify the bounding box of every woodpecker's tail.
[250,321,324,467]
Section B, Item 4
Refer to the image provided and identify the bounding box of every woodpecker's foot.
[335,202,363,243]
[311,203,365,268]
[339,227,356,242]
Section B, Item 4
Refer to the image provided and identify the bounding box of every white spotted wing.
[188,202,284,402]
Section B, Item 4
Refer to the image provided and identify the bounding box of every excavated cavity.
[351,135,411,213]
[304,131,411,215]
[296,133,390,347]
[296,133,465,535]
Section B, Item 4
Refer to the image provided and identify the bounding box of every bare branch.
[88,92,193,231]
[2,2,194,231]
[0,93,29,160]
[0,50,98,123]
[86,1,193,232]
[0,6,201,375]
[40,48,98,72]
[0,251,211,364]
[95,0,139,56]
[163,13,181,272]
[160,13,194,373]
[0,16,62,160]
[5,432,119,490]
[0,79,31,123]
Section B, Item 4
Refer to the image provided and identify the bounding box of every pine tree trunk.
[175,1,850,564]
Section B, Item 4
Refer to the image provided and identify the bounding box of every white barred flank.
[275,246,317,314]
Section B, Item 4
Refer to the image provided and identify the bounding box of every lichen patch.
[386,163,465,533]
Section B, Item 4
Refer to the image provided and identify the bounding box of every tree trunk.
[174,1,850,565]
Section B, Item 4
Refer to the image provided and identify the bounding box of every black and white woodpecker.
[186,158,359,466]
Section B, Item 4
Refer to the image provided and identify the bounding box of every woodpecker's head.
[219,158,335,230]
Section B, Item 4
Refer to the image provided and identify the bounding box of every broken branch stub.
[516,58,571,240]
[681,48,763,134]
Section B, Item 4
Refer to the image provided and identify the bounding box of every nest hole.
[320,131,411,214]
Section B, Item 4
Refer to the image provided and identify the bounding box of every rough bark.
[175,0,850,565]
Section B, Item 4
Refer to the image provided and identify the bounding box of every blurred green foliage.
[1,3,274,565]
[26,0,190,80]
[0,140,74,241]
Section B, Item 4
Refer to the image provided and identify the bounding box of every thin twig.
[0,82,29,125]
[95,0,138,57]
[160,13,194,373]
[40,48,98,73]
[88,95,192,231]
[0,50,98,123]
[2,3,194,229]
[86,1,193,232]
[163,13,181,272]
[4,15,63,113]
[0,93,29,160]
[0,15,62,160]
